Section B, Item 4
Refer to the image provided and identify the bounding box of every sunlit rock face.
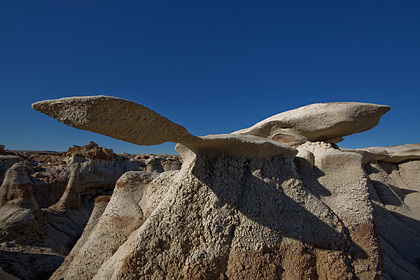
[233,102,390,146]
[30,95,420,279]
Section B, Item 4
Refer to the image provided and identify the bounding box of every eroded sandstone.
[26,95,419,279]
[233,102,390,146]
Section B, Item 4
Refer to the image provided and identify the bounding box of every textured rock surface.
[32,96,300,159]
[48,162,82,212]
[29,95,419,279]
[233,102,390,146]
[357,144,420,163]
[65,141,115,160]
[366,160,420,279]
[50,196,111,280]
[32,95,199,146]
[64,144,380,280]
[0,155,24,186]
[0,163,39,226]
[296,142,382,278]
[50,170,173,280]
[0,145,182,280]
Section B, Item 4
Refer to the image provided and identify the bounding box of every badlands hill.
[0,142,181,279]
[1,96,419,279]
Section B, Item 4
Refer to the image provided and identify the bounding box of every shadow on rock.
[0,250,64,280]
[191,154,367,258]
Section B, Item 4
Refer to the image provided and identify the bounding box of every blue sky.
[1,0,419,154]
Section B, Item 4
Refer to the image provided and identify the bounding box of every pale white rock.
[32,95,397,279]
[366,160,420,279]
[32,96,298,160]
[293,146,315,169]
[340,147,390,163]
[0,163,39,216]
[233,102,390,146]
[89,144,381,279]
[32,95,199,146]
[50,170,171,280]
[361,144,420,163]
[183,133,297,160]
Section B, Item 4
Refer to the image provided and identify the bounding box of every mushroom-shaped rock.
[33,96,385,279]
[233,102,390,146]
[32,95,199,146]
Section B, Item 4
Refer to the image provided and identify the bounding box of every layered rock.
[93,143,382,279]
[50,170,171,279]
[0,163,44,242]
[0,155,24,185]
[0,142,183,280]
[233,102,390,146]
[32,96,392,279]
[365,160,420,279]
[48,161,82,212]
[65,141,114,160]
[352,144,420,163]
[32,95,198,146]
[295,142,382,278]
[0,163,39,224]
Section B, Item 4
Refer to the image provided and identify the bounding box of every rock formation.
[352,144,420,163]
[366,159,420,280]
[32,95,198,146]
[0,163,40,230]
[0,141,183,280]
[48,160,82,212]
[65,141,115,160]
[233,102,390,146]
[0,155,24,185]
[31,95,419,279]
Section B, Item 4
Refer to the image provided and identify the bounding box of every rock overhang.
[233,102,391,146]
[32,95,298,160]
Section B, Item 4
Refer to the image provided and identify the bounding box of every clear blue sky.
[1,0,419,154]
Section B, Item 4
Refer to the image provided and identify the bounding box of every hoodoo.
[30,95,419,279]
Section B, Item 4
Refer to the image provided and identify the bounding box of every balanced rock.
[84,143,380,279]
[49,139,382,279]
[233,102,390,146]
[32,96,396,279]
[32,96,298,159]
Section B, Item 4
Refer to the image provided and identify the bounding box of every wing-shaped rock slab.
[32,96,199,146]
[233,102,390,146]
[33,96,297,160]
